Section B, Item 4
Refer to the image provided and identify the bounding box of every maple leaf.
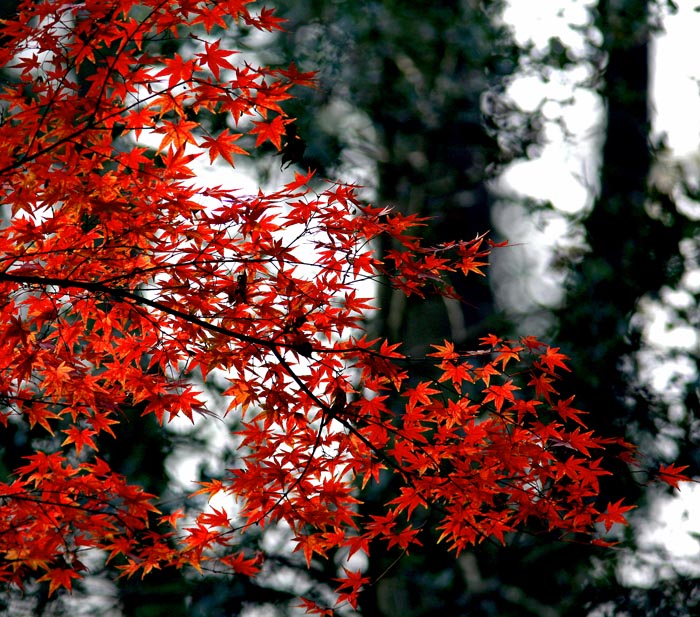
[41,361,73,396]
[528,372,557,403]
[479,333,502,347]
[221,551,263,577]
[126,106,157,139]
[596,499,636,532]
[154,53,196,89]
[254,6,287,31]
[428,340,460,360]
[199,129,248,166]
[474,362,499,387]
[404,381,440,412]
[293,533,329,567]
[334,568,371,609]
[657,463,691,490]
[250,115,288,149]
[199,506,230,528]
[37,568,82,596]
[153,119,199,152]
[159,509,185,529]
[482,380,519,412]
[86,411,119,438]
[562,428,604,457]
[297,598,334,616]
[61,426,98,455]
[538,346,571,374]
[224,379,254,414]
[196,39,236,80]
[278,62,317,88]
[552,396,588,426]
[25,403,61,435]
[494,344,521,369]
[437,360,474,388]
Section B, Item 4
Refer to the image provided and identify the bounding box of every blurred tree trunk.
[561,0,652,398]
[553,0,698,613]
[557,0,684,475]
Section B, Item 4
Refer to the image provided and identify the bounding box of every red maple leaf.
[250,115,288,149]
[199,129,248,166]
[596,499,637,532]
[0,0,660,605]
[196,39,237,79]
[657,463,691,490]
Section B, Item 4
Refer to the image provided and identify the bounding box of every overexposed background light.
[503,0,700,586]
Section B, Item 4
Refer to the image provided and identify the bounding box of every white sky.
[502,0,599,214]
[653,3,700,155]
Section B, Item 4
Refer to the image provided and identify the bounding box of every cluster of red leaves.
[0,0,690,612]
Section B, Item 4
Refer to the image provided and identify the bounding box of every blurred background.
[3,0,700,615]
